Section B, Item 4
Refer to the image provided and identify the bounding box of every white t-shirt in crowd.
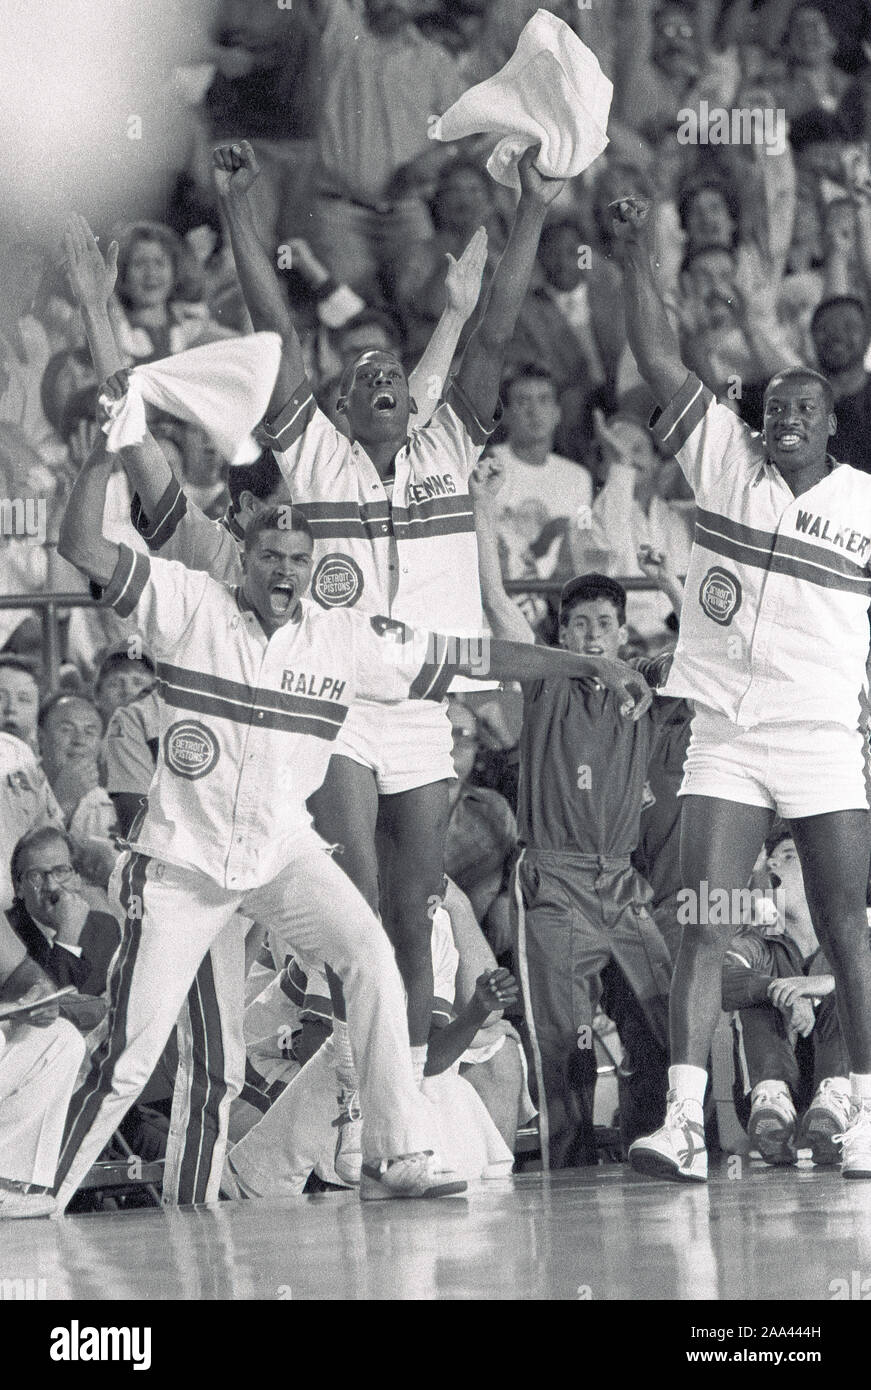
[487,442,594,576]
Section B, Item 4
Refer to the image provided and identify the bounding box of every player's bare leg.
[788,810,871,1177]
[630,796,773,1181]
[461,1041,525,1153]
[378,779,452,1056]
[670,797,775,1064]
[309,757,381,916]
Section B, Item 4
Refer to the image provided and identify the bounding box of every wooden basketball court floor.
[5,1159,871,1301]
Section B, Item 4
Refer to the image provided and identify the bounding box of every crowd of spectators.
[3,0,871,1205]
[8,0,871,658]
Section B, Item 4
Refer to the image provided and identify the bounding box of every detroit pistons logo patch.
[699,567,742,626]
[312,553,364,608]
[164,721,219,780]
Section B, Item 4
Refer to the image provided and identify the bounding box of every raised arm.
[638,545,685,619]
[455,149,565,424]
[456,638,653,720]
[611,196,689,409]
[468,458,536,645]
[62,214,122,383]
[63,216,176,514]
[213,141,308,414]
[731,274,805,377]
[408,227,488,428]
[57,424,120,588]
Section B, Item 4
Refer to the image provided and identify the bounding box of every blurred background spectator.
[484,368,594,584]
[37,693,118,844]
[445,698,517,956]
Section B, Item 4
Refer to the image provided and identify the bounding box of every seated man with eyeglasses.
[0,903,89,1219]
[6,826,121,998]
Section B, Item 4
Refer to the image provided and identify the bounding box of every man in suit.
[7,825,120,997]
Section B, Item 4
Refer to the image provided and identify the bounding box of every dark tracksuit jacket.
[512,657,677,1168]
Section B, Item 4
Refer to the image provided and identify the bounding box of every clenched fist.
[610,196,651,244]
[213,141,261,199]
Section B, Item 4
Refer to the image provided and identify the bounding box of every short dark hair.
[677,179,741,239]
[764,366,835,413]
[434,157,490,197]
[59,385,100,445]
[654,0,697,22]
[227,450,285,510]
[502,362,557,402]
[680,241,736,276]
[336,308,401,351]
[0,654,40,683]
[337,347,406,398]
[764,822,793,857]
[37,691,99,733]
[95,643,156,688]
[788,108,850,153]
[11,823,76,889]
[810,294,868,335]
[559,573,627,626]
[539,216,587,251]
[243,505,314,554]
[40,348,94,432]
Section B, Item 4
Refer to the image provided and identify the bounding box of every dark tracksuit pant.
[734,992,848,1123]
[723,939,850,1127]
[513,849,673,1168]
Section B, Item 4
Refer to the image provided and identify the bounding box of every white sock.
[411,1044,427,1089]
[751,1078,791,1103]
[821,1075,850,1096]
[849,1072,871,1106]
[669,1064,707,1109]
[333,1020,358,1096]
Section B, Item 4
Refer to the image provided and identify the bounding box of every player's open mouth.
[584,645,604,656]
[775,433,804,449]
[372,391,397,413]
[269,584,294,615]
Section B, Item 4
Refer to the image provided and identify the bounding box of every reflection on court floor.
[4,1164,871,1301]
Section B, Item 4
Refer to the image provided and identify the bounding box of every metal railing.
[0,576,661,695]
[0,591,99,694]
[504,576,659,594]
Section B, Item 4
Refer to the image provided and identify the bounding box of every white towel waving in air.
[100,332,282,464]
[430,9,612,191]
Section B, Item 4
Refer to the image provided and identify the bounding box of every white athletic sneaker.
[798,1078,851,1166]
[748,1083,797,1166]
[333,1090,363,1186]
[0,1188,56,1219]
[628,1091,708,1182]
[834,1101,871,1179]
[359,1153,468,1201]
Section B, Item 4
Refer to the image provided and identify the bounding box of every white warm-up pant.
[231,1035,516,1196]
[0,1018,86,1188]
[54,836,433,1212]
